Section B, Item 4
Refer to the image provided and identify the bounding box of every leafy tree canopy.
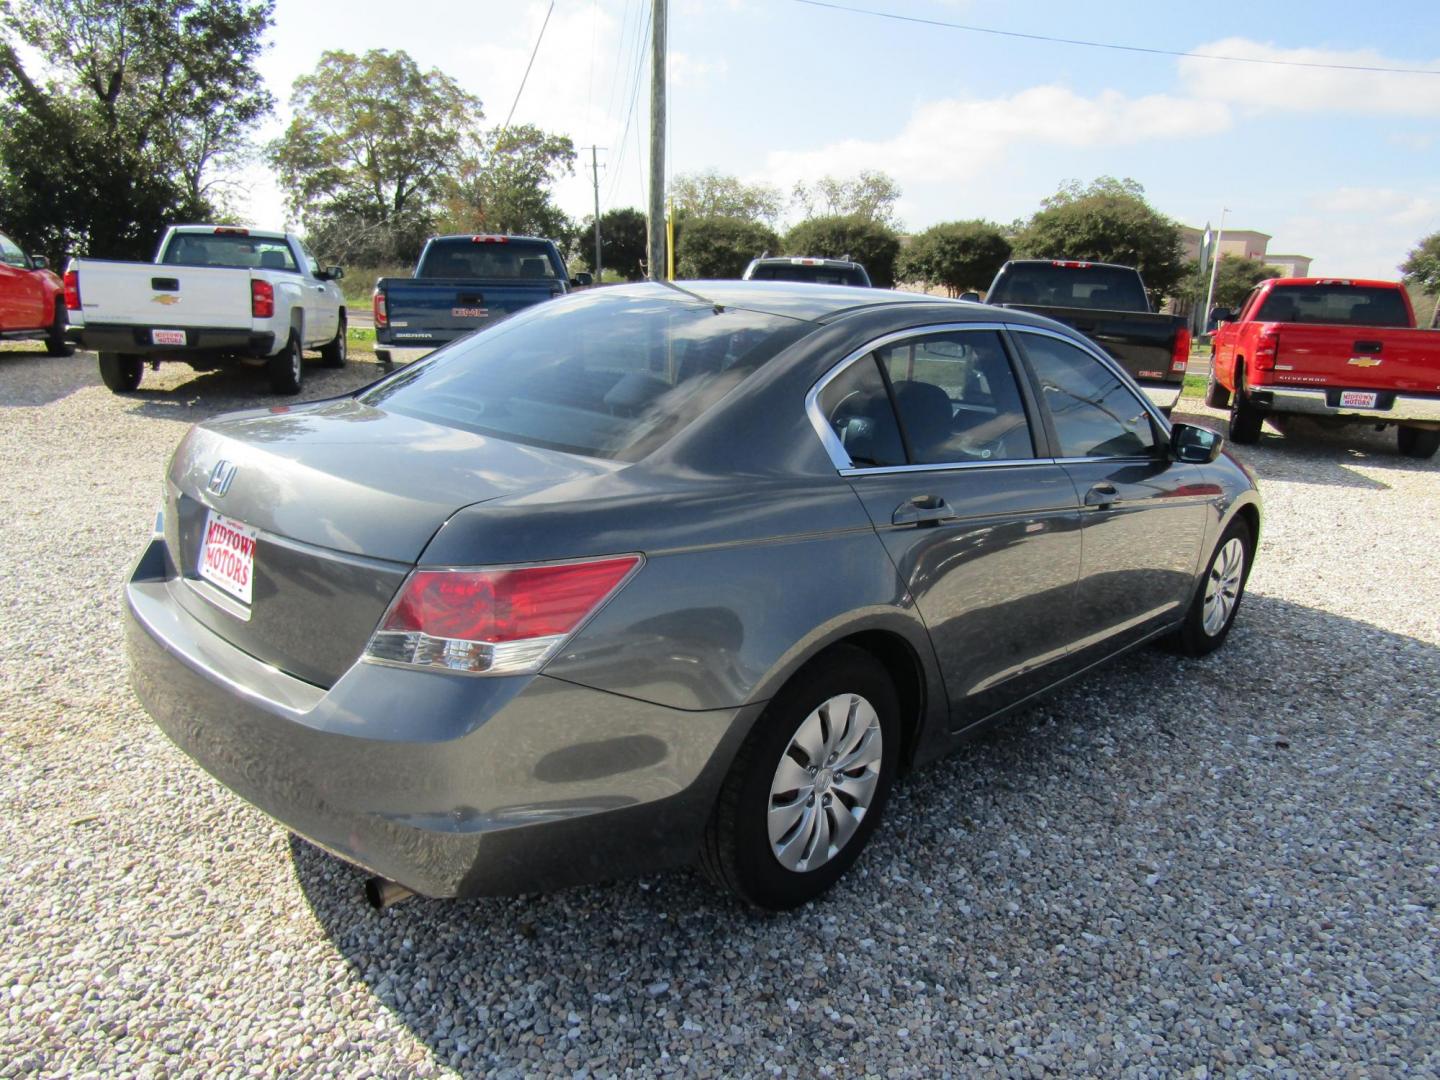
[439,124,575,241]
[671,170,783,226]
[1015,176,1184,301]
[0,0,274,262]
[1400,231,1440,296]
[1181,254,1280,311]
[783,214,901,287]
[573,207,648,281]
[898,220,1011,296]
[675,215,778,279]
[792,171,901,227]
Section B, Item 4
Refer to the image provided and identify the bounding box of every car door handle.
[892,495,958,527]
[1084,483,1119,508]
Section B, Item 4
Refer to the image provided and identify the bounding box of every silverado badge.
[152,294,180,306]
[1347,357,1381,367]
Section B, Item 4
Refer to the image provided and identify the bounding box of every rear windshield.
[161,233,297,271]
[990,264,1149,312]
[1254,284,1410,327]
[417,238,560,280]
[359,288,809,460]
[747,262,869,286]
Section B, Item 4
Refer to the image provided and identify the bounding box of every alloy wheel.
[1202,536,1246,636]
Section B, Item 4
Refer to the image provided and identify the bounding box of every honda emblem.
[207,460,237,497]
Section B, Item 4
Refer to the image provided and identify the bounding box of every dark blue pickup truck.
[372,234,590,364]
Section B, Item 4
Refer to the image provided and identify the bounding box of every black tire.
[268,331,304,395]
[1397,426,1440,459]
[1164,517,1254,658]
[320,313,347,368]
[45,300,72,357]
[97,352,142,393]
[376,348,393,370]
[1204,364,1230,408]
[1227,365,1263,445]
[701,645,900,910]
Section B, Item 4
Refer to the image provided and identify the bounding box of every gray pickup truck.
[984,260,1191,413]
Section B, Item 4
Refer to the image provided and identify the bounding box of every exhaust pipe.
[365,876,415,910]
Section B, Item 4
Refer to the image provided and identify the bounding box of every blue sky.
[242,0,1440,277]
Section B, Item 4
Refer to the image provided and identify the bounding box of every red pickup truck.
[0,229,69,356]
[1208,277,1440,458]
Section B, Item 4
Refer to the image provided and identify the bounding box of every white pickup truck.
[65,225,347,395]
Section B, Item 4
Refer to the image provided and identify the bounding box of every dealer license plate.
[1340,390,1379,409]
[152,329,186,346]
[198,511,258,604]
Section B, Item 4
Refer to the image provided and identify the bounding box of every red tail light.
[372,287,387,328]
[365,556,642,675]
[251,279,274,319]
[1254,327,1279,371]
[1171,326,1192,373]
[63,270,80,310]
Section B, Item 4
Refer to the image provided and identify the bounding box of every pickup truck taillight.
[1171,326,1192,373]
[372,287,387,328]
[1253,326,1280,371]
[63,270,80,311]
[251,280,274,319]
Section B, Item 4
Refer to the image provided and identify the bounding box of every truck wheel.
[1204,365,1230,408]
[1227,367,1263,445]
[98,352,143,393]
[320,313,347,368]
[1163,516,1254,657]
[376,348,393,371]
[268,332,304,395]
[45,300,73,357]
[1398,426,1440,459]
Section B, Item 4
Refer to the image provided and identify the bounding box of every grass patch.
[1182,373,1207,397]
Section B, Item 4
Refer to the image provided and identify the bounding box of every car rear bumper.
[71,323,276,358]
[125,536,753,898]
[1256,387,1440,426]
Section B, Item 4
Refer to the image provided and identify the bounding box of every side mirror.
[958,291,981,303]
[1211,308,1234,327]
[29,255,48,270]
[323,265,344,281]
[571,272,594,288]
[1169,422,1224,464]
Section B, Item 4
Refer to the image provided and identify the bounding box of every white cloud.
[1275,187,1440,278]
[1178,38,1440,114]
[1389,132,1437,151]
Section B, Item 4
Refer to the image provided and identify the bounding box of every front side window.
[0,233,27,268]
[875,331,1035,463]
[1019,332,1157,458]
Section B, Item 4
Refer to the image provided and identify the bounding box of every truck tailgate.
[76,260,253,328]
[380,278,562,343]
[1000,304,1183,382]
[1273,326,1440,392]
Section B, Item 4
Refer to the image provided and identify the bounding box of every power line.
[788,0,1440,76]
[605,3,652,209]
[502,0,556,132]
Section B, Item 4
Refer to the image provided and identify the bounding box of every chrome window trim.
[1006,324,1173,434]
[804,321,1030,473]
[840,458,1058,477]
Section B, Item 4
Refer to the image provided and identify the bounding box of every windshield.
[991,264,1150,312]
[161,233,296,271]
[747,262,868,286]
[1255,284,1411,327]
[417,238,561,280]
[360,287,809,460]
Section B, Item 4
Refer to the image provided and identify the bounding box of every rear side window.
[818,357,906,468]
[1255,284,1410,327]
[875,331,1035,463]
[418,239,560,280]
[361,289,807,461]
[1019,332,1156,458]
[162,233,297,271]
[992,264,1149,312]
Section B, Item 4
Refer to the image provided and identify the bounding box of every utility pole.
[585,145,605,280]
[647,0,667,281]
[1202,207,1230,330]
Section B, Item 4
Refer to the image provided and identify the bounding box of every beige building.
[1179,226,1311,278]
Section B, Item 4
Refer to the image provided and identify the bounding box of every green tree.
[898,220,1011,296]
[1400,231,1440,327]
[676,216,778,279]
[792,171,901,227]
[1183,254,1280,311]
[440,123,575,240]
[0,0,274,262]
[573,207,648,280]
[1015,177,1184,302]
[671,170,783,225]
[269,49,482,265]
[783,215,901,287]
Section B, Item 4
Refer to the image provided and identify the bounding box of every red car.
[0,229,70,356]
[1209,277,1440,458]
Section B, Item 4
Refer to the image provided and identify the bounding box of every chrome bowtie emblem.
[207,460,237,497]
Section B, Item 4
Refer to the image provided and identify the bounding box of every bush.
[675,216,779,279]
[783,215,900,287]
[898,220,1011,296]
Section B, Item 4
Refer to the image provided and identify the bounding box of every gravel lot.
[2,344,1437,1077]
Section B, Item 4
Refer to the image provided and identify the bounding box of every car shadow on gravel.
[122,361,388,423]
[288,593,1440,1075]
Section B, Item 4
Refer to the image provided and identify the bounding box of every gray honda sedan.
[127,281,1260,911]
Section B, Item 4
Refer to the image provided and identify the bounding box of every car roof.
[428,234,554,244]
[751,256,862,268]
[1003,258,1135,271]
